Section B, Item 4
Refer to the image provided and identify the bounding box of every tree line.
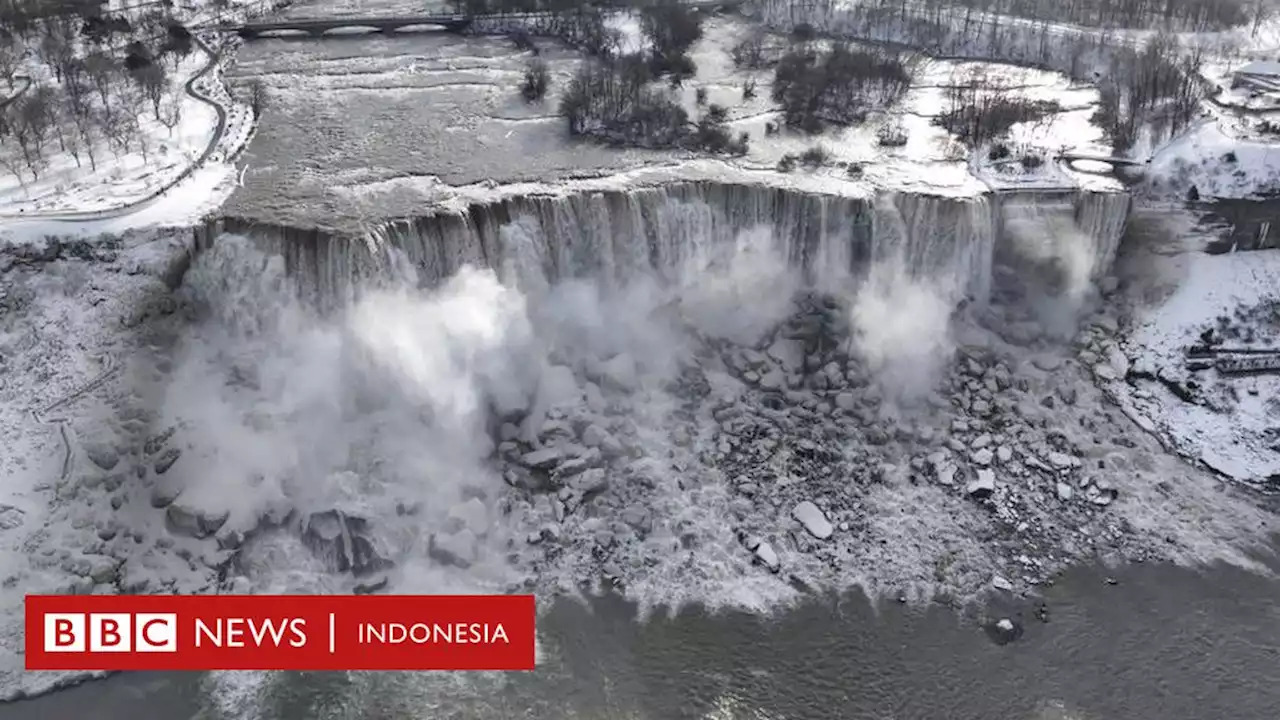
[745,0,1211,153]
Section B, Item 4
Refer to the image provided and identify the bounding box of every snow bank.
[1121,248,1280,483]
[1147,120,1280,200]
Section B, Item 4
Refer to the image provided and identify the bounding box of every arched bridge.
[220,1,745,40]
[225,15,473,39]
[1057,152,1149,168]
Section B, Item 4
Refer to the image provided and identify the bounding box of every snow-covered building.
[1231,60,1280,92]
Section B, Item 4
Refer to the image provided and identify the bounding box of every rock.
[165,499,229,539]
[971,448,994,466]
[759,370,785,391]
[1047,452,1079,470]
[992,575,1013,592]
[1089,481,1118,506]
[85,443,120,471]
[1093,363,1117,381]
[966,469,995,498]
[599,435,627,459]
[301,510,390,576]
[569,468,609,496]
[598,353,639,392]
[553,452,600,478]
[447,498,488,536]
[154,448,181,475]
[971,433,992,449]
[753,541,780,572]
[834,391,856,412]
[990,617,1023,644]
[1106,346,1130,377]
[996,446,1012,463]
[430,528,478,568]
[521,447,562,470]
[936,462,957,486]
[354,576,389,595]
[86,555,119,584]
[1032,355,1063,372]
[792,501,833,539]
[149,481,181,508]
[1056,482,1074,501]
[581,424,609,448]
[766,338,804,372]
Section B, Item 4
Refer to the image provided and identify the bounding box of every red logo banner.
[25,594,536,671]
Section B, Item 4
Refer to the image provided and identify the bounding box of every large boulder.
[300,510,392,577]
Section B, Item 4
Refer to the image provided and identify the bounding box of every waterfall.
[202,184,1129,316]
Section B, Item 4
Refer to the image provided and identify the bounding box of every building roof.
[1236,60,1280,77]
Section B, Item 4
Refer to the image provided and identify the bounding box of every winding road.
[0,34,233,223]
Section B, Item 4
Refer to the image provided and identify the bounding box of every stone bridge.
[1058,152,1148,169]
[220,1,745,40]
[226,15,473,39]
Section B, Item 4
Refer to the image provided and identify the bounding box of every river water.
[7,549,1279,720]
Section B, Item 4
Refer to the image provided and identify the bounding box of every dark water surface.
[5,553,1280,720]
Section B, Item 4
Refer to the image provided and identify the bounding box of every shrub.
[876,121,908,147]
[731,30,769,69]
[743,79,757,100]
[791,23,816,43]
[1020,153,1044,169]
[799,145,829,166]
[509,28,537,54]
[695,87,707,105]
[988,142,1011,161]
[935,86,1061,148]
[521,59,550,102]
[773,43,913,132]
[560,61,688,148]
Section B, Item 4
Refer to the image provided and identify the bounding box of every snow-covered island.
[1,0,1279,710]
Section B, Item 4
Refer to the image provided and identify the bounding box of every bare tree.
[0,39,18,89]
[9,87,52,180]
[38,16,78,84]
[135,62,167,119]
[247,79,266,119]
[70,106,98,171]
[157,93,181,135]
[85,52,119,107]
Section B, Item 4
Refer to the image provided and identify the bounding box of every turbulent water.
[207,184,1129,316]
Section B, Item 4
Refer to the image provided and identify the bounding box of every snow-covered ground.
[680,21,1118,196]
[0,54,218,217]
[1147,119,1280,200]
[1118,247,1280,484]
[0,0,266,218]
